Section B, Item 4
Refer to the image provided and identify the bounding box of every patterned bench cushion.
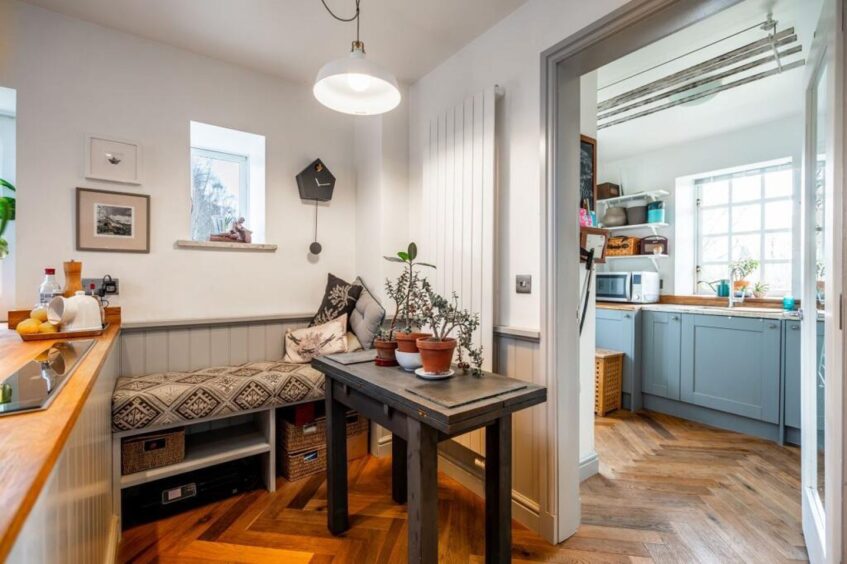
[112,361,325,432]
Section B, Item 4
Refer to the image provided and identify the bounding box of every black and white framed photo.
[76,187,150,252]
[85,135,142,185]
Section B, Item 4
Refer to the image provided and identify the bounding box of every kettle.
[48,292,103,332]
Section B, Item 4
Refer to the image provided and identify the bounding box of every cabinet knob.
[624,314,631,318]
[768,323,778,329]
[671,316,679,321]
[791,325,800,330]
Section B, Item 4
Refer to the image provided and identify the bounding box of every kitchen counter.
[0,310,121,561]
[597,301,799,320]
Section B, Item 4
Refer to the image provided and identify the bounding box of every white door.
[801,1,843,561]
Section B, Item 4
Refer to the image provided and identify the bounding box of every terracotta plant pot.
[732,280,748,292]
[416,337,457,374]
[373,339,398,367]
[395,332,431,353]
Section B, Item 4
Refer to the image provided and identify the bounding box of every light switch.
[516,275,532,294]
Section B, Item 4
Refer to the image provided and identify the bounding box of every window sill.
[174,240,278,252]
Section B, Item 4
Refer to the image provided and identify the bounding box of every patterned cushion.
[111,361,325,432]
[284,315,348,363]
[310,273,362,327]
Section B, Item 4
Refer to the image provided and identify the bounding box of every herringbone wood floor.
[118,410,806,562]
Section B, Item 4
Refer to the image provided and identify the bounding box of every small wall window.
[190,121,266,242]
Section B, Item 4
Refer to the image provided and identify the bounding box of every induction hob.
[0,339,95,416]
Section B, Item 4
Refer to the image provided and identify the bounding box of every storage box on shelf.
[279,409,369,481]
[606,236,640,256]
[121,428,186,475]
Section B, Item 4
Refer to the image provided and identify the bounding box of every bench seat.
[112,361,325,432]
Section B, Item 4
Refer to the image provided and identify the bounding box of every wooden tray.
[16,324,108,342]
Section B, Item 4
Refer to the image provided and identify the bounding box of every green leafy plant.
[0,178,15,259]
[419,279,483,375]
[752,281,770,298]
[378,242,435,341]
[729,258,759,281]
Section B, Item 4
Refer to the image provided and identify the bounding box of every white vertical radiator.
[421,86,499,455]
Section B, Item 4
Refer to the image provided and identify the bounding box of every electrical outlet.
[516,275,532,294]
[82,277,119,295]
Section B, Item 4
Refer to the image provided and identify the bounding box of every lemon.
[30,307,48,323]
[38,322,59,334]
[16,318,40,335]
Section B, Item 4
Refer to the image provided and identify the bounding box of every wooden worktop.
[0,309,121,561]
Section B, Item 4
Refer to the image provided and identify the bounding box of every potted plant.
[373,243,434,366]
[752,281,770,299]
[416,279,484,375]
[0,178,15,260]
[729,258,759,294]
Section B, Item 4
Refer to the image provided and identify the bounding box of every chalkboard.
[580,135,597,212]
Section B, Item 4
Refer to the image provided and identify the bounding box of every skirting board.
[105,514,120,564]
[579,452,599,481]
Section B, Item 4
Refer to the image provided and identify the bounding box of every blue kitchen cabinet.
[783,319,825,432]
[596,308,640,410]
[641,311,682,400]
[681,314,781,423]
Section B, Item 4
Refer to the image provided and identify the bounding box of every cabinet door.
[596,309,638,407]
[681,314,781,423]
[783,319,825,430]
[642,311,681,400]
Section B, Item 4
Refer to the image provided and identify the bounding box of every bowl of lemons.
[16,305,61,338]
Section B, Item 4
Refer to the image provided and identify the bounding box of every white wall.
[0,1,359,322]
[598,114,804,295]
[408,0,628,331]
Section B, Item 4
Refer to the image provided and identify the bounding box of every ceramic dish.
[414,368,454,380]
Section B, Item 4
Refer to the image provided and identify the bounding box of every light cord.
[320,0,361,42]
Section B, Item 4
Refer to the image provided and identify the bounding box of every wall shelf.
[597,190,669,206]
[605,254,669,260]
[603,222,669,232]
[175,240,278,252]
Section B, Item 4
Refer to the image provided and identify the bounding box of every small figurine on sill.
[210,217,253,244]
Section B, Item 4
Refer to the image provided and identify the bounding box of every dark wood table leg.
[485,414,512,564]
[392,434,407,504]
[325,380,349,535]
[406,418,438,564]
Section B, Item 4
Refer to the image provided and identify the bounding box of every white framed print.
[85,135,142,185]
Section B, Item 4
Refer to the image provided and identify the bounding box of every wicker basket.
[281,446,327,481]
[281,411,369,452]
[606,236,640,256]
[595,349,623,416]
[121,428,185,475]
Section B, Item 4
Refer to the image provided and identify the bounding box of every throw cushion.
[310,273,363,327]
[350,276,386,349]
[284,315,349,363]
[346,332,364,352]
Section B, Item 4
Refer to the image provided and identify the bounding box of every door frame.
[538,0,843,548]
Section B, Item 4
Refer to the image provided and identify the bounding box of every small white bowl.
[395,351,423,372]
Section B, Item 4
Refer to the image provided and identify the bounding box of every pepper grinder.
[63,260,83,297]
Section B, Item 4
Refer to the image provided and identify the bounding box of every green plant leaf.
[417,262,436,269]
[383,256,404,263]
[0,179,14,192]
[407,242,418,261]
[397,251,410,261]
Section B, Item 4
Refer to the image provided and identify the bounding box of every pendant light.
[314,0,401,116]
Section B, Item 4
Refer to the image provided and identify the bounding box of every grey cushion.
[350,277,386,349]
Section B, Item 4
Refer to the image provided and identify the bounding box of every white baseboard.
[579,452,599,482]
[104,514,120,564]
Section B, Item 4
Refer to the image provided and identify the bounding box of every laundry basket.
[594,349,623,416]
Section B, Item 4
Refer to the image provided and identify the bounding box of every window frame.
[190,146,250,221]
[693,159,794,296]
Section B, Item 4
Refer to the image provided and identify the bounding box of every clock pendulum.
[310,199,322,255]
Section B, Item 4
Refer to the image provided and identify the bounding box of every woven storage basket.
[281,411,369,452]
[121,428,185,475]
[594,349,623,416]
[281,446,327,481]
[605,236,640,256]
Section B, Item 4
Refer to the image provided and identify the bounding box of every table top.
[312,358,546,434]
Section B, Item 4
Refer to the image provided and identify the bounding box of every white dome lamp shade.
[314,0,401,116]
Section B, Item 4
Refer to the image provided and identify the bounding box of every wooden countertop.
[0,312,121,561]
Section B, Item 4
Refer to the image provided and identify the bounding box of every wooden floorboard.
[118,410,806,563]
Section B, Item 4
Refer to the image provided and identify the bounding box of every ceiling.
[597,0,823,162]
[21,0,527,84]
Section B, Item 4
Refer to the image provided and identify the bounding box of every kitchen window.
[189,121,266,243]
[694,160,794,296]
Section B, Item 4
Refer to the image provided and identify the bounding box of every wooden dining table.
[311,357,547,564]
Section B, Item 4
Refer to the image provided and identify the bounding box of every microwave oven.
[596,271,660,303]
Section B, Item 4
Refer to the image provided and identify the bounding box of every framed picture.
[76,187,150,253]
[580,135,597,213]
[85,135,142,185]
[580,226,608,264]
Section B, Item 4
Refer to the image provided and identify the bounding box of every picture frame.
[580,134,597,213]
[85,135,143,185]
[76,187,150,253]
[580,226,608,264]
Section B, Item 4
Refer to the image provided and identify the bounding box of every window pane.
[764,200,792,229]
[698,264,730,291]
[732,175,761,203]
[732,203,761,232]
[700,180,729,206]
[762,262,792,293]
[700,207,728,234]
[764,231,792,260]
[701,235,729,262]
[764,168,793,198]
[191,153,242,241]
[732,234,760,261]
